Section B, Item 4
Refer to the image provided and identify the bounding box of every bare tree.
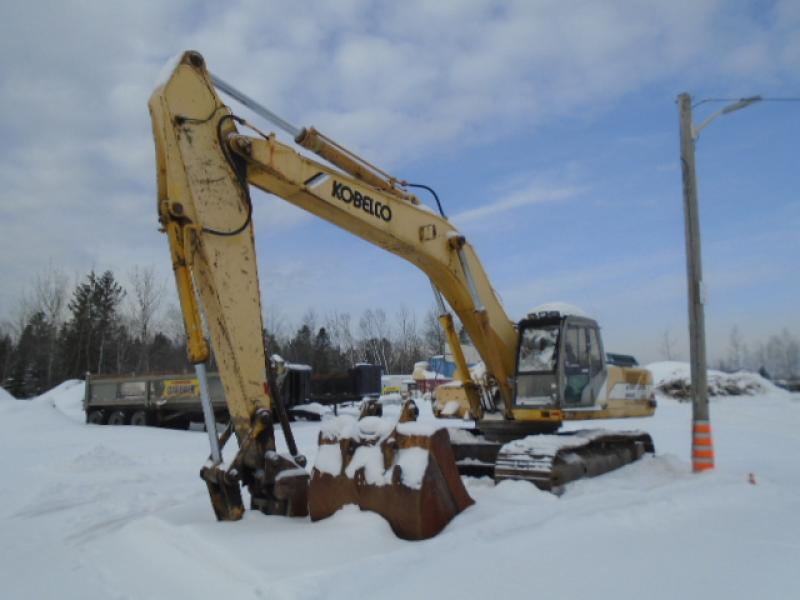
[264,305,290,348]
[128,266,164,372]
[761,329,800,379]
[726,325,746,372]
[301,309,318,338]
[393,305,422,373]
[783,329,800,378]
[325,310,360,366]
[748,341,767,374]
[3,293,35,342]
[162,303,188,346]
[359,308,391,370]
[659,329,676,361]
[31,264,69,384]
[765,334,785,378]
[422,306,446,357]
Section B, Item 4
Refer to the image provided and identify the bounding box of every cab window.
[588,327,603,376]
[518,325,559,373]
[564,324,602,405]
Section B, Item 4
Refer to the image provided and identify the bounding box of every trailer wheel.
[130,410,150,427]
[107,410,128,426]
[87,409,105,425]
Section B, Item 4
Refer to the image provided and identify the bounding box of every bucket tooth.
[309,417,473,540]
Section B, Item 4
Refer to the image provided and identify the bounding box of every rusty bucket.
[308,416,474,540]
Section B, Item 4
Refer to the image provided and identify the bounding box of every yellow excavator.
[149,51,656,540]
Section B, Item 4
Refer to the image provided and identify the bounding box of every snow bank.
[289,401,330,418]
[3,375,800,599]
[0,386,15,402]
[32,379,86,421]
[647,361,788,399]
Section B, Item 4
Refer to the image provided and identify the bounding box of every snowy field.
[1,373,799,600]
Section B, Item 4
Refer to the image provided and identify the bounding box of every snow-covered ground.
[1,375,799,599]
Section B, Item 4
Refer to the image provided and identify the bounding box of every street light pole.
[676,93,762,473]
[677,93,713,472]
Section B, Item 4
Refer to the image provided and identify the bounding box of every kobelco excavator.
[149,51,656,540]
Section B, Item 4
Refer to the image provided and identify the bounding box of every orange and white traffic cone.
[692,419,715,472]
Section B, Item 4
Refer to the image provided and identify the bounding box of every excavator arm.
[151,52,313,521]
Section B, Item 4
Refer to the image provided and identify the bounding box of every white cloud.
[0,0,798,328]
[451,182,584,225]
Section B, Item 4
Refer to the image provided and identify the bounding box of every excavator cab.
[514,311,607,412]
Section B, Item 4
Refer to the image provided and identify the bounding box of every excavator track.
[449,428,654,492]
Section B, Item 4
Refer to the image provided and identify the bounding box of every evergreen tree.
[61,274,94,377]
[59,270,125,377]
[92,271,125,373]
[312,327,333,374]
[0,332,12,386]
[148,332,189,374]
[9,311,53,397]
[286,324,313,365]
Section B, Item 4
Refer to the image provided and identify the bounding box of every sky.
[0,0,798,365]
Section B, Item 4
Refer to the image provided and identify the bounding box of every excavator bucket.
[309,415,474,540]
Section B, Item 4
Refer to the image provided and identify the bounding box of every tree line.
[0,266,449,398]
[0,267,187,397]
[268,306,447,378]
[716,325,800,381]
[660,325,800,381]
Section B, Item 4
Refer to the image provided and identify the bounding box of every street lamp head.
[721,96,763,114]
[691,95,763,140]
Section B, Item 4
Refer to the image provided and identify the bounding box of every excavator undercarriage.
[449,428,654,493]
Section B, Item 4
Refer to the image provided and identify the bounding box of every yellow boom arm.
[150,52,519,427]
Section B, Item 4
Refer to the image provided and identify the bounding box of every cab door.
[563,319,605,407]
